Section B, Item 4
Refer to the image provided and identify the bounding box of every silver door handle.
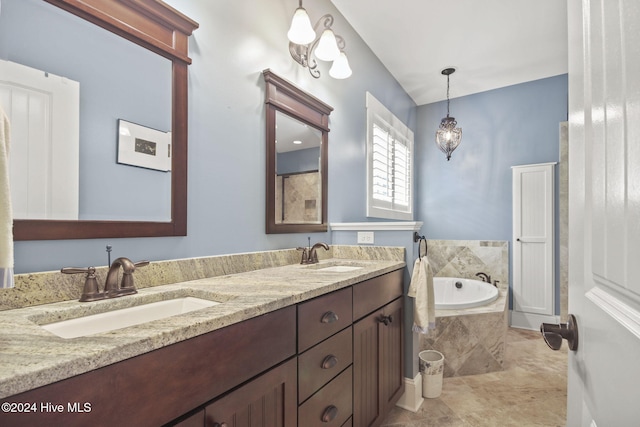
[540,314,578,351]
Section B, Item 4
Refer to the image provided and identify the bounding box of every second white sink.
[316,265,363,272]
[41,297,220,339]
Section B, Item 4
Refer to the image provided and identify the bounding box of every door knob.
[540,314,578,351]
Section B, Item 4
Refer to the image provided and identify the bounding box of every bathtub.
[433,277,499,309]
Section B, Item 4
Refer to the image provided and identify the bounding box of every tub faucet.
[104,257,150,297]
[475,272,491,283]
[309,242,330,264]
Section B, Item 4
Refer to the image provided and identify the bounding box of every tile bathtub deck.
[383,328,568,427]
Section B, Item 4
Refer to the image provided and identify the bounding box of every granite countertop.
[0,258,404,399]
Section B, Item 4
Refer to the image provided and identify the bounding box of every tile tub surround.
[0,246,404,399]
[419,240,509,378]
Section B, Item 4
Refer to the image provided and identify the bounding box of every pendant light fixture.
[287,0,352,79]
[435,68,462,161]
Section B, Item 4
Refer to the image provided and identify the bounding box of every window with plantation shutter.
[366,92,414,220]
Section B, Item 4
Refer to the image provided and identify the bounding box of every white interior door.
[0,59,79,220]
[567,0,640,425]
[512,163,556,329]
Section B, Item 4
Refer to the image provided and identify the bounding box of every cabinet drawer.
[352,269,403,320]
[298,287,352,352]
[298,366,352,427]
[298,326,353,403]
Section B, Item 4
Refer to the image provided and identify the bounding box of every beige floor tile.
[380,327,567,427]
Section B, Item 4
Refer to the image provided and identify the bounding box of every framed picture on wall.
[117,119,171,172]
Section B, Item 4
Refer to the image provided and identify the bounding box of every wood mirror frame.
[13,0,198,240]
[263,69,333,234]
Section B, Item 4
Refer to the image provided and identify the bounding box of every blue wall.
[277,147,320,175]
[415,74,568,312]
[5,0,416,273]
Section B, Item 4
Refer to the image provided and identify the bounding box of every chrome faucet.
[62,257,149,302]
[309,242,330,264]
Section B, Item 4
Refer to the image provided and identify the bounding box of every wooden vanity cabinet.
[0,307,296,427]
[352,270,404,427]
[1,268,404,427]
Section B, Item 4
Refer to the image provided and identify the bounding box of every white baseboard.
[395,373,424,413]
[509,310,560,330]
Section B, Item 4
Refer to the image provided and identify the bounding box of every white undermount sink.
[41,297,220,339]
[315,265,363,272]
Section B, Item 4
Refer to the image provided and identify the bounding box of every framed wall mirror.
[263,70,333,234]
[7,0,198,240]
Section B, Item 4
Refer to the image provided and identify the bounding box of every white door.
[567,0,640,425]
[512,163,556,329]
[0,60,79,219]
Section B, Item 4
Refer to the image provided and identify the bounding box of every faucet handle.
[297,247,310,264]
[118,260,150,296]
[61,266,103,302]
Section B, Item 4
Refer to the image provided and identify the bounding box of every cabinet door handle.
[321,355,338,369]
[321,405,338,422]
[212,423,228,427]
[321,311,339,324]
[378,314,393,325]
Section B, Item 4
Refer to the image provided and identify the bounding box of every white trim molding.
[509,310,560,331]
[586,286,640,340]
[330,221,423,232]
[395,374,424,413]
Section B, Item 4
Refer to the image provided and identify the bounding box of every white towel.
[407,256,435,333]
[0,104,14,288]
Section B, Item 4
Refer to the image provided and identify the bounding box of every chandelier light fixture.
[435,68,462,161]
[287,0,352,79]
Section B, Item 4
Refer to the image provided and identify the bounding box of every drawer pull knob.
[379,314,393,325]
[321,311,339,324]
[321,355,338,369]
[321,405,338,422]
[213,423,228,427]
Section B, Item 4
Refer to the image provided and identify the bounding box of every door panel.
[567,0,640,425]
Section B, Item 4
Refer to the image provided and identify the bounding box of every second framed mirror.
[263,70,333,234]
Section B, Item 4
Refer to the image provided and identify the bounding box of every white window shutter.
[366,92,413,220]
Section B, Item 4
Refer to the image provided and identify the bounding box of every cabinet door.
[379,298,403,415]
[353,298,403,427]
[353,309,380,427]
[205,358,297,427]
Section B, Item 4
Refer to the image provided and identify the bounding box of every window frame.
[365,92,414,220]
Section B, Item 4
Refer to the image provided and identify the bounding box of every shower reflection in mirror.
[274,111,322,224]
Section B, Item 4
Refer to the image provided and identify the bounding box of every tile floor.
[382,327,568,427]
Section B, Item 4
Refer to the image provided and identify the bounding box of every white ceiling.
[331,0,568,106]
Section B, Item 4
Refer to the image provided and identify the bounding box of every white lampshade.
[314,29,340,61]
[329,52,352,79]
[287,7,316,45]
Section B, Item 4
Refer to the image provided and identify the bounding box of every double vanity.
[0,247,405,427]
